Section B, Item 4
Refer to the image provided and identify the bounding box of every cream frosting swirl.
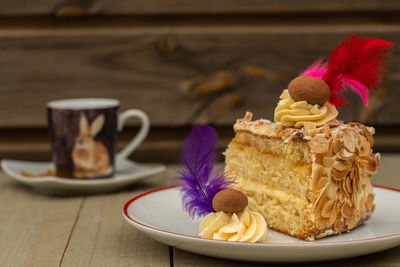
[199,208,267,242]
[274,90,338,127]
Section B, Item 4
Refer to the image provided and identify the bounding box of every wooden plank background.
[1,0,400,16]
[1,26,400,127]
[0,1,399,162]
[1,159,400,266]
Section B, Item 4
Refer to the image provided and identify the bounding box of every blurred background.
[0,0,399,163]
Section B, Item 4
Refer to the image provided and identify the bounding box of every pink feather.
[323,35,393,107]
[300,58,327,79]
[341,78,369,105]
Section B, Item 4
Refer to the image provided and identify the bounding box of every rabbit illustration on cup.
[72,113,111,178]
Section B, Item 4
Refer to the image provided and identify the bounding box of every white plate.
[123,186,400,263]
[1,159,165,195]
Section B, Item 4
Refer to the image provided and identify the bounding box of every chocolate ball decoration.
[288,76,331,105]
[212,189,248,213]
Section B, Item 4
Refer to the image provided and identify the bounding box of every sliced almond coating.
[341,180,350,199]
[350,194,357,209]
[328,119,340,127]
[365,156,378,173]
[326,182,338,200]
[275,126,283,137]
[333,161,347,171]
[352,176,358,193]
[323,124,331,138]
[312,166,324,191]
[322,157,334,168]
[307,191,317,203]
[315,154,324,165]
[349,166,356,180]
[282,128,296,141]
[367,126,375,135]
[326,137,334,157]
[360,174,370,186]
[334,220,342,233]
[321,199,335,218]
[358,198,365,221]
[308,136,329,154]
[329,202,337,225]
[244,112,253,121]
[359,196,365,211]
[345,217,356,230]
[341,179,348,196]
[338,193,344,203]
[304,122,317,136]
[341,203,355,219]
[352,162,360,180]
[375,153,381,169]
[338,148,355,161]
[366,193,374,210]
[331,134,342,155]
[345,178,353,194]
[357,209,363,221]
[359,158,368,170]
[317,217,329,229]
[344,161,352,171]
[338,182,346,200]
[316,177,329,191]
[358,136,371,157]
[342,128,356,153]
[313,189,327,211]
[331,167,350,181]
[361,125,374,147]
[336,200,344,210]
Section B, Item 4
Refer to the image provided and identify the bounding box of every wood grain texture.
[60,171,172,267]
[1,0,400,16]
[1,127,400,163]
[173,249,253,267]
[0,175,83,267]
[173,246,400,267]
[0,159,399,266]
[1,25,400,128]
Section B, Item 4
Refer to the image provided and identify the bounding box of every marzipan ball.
[288,76,331,105]
[212,188,248,213]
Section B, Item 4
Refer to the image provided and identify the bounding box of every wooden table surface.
[0,154,399,267]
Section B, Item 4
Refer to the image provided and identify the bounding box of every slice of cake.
[224,35,392,241]
[225,111,379,240]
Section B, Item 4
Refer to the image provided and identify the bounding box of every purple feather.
[177,125,234,219]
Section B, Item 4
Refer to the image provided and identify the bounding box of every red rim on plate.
[123,185,400,246]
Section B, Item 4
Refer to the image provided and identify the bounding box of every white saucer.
[1,159,165,195]
[123,186,400,263]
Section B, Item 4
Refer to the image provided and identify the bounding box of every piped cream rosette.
[199,208,267,242]
[274,90,338,127]
[199,189,267,243]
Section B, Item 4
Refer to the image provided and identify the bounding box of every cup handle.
[116,109,149,161]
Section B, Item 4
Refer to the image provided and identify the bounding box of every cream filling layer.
[235,178,309,211]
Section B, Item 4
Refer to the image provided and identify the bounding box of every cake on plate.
[224,35,392,240]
